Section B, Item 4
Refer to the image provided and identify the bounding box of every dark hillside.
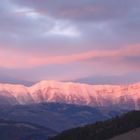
[0,119,56,140]
[48,111,140,140]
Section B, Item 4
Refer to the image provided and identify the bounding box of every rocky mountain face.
[0,81,140,110]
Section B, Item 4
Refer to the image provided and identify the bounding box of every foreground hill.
[110,127,140,140]
[0,119,55,140]
[48,111,140,140]
[0,81,140,111]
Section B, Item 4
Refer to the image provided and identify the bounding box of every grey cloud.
[1,0,140,50]
[0,0,139,84]
[13,0,140,21]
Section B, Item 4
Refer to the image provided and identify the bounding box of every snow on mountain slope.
[0,80,140,109]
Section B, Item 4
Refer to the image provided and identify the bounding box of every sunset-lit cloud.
[0,0,139,84]
[0,44,139,69]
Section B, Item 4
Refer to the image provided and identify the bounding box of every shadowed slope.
[48,111,140,140]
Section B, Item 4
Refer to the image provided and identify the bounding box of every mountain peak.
[38,80,60,85]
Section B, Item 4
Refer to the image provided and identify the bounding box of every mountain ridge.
[0,80,140,110]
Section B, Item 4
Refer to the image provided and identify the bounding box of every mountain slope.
[48,111,140,140]
[0,81,140,110]
[0,119,56,140]
[0,103,107,131]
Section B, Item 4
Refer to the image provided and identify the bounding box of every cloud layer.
[0,0,140,84]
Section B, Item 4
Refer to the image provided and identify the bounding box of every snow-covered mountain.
[0,80,140,110]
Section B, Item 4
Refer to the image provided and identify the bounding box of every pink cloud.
[0,44,139,69]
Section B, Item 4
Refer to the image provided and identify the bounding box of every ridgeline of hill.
[48,111,140,140]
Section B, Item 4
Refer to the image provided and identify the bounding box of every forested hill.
[48,111,140,140]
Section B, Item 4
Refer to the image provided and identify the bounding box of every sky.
[0,0,140,85]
